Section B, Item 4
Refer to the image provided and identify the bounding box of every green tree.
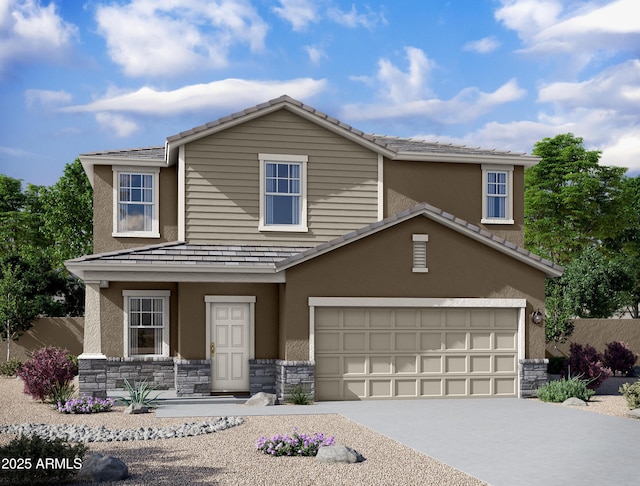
[40,159,93,266]
[525,133,631,265]
[544,279,574,350]
[561,247,632,318]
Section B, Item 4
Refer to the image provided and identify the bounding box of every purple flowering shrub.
[17,346,78,402]
[256,428,335,457]
[603,341,638,377]
[56,396,115,414]
[566,343,611,390]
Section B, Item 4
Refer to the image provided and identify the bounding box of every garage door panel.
[470,355,491,373]
[344,356,366,374]
[370,356,392,373]
[315,307,519,400]
[396,355,417,373]
[445,332,467,350]
[421,333,443,350]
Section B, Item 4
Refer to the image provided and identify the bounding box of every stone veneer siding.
[249,359,315,403]
[519,358,549,398]
[78,357,211,398]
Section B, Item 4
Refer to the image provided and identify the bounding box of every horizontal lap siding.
[185,110,379,244]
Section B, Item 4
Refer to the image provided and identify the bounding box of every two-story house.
[66,95,562,401]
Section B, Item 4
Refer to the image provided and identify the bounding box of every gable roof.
[65,203,562,281]
[276,202,563,278]
[78,95,540,178]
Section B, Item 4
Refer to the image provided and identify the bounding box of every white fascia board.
[308,297,527,308]
[393,152,540,167]
[79,155,169,188]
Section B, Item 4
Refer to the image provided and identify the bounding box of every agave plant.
[118,378,161,408]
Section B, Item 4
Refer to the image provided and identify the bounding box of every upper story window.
[113,167,160,237]
[259,154,308,232]
[482,165,514,225]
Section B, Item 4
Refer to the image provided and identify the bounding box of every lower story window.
[123,290,170,357]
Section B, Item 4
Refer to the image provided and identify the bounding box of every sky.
[1,0,639,187]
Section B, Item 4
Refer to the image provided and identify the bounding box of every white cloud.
[344,47,525,123]
[327,4,387,30]
[95,0,268,78]
[304,45,327,64]
[24,89,72,110]
[496,0,640,67]
[0,0,77,79]
[64,78,327,117]
[463,36,500,54]
[95,113,140,138]
[272,0,318,31]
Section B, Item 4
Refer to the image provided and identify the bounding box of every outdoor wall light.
[531,309,543,324]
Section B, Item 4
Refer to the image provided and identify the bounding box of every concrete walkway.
[152,396,640,486]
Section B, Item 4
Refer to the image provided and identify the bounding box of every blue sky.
[1,0,639,187]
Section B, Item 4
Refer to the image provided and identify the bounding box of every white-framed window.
[113,167,160,237]
[412,234,429,273]
[259,154,308,232]
[123,290,170,357]
[482,165,514,224]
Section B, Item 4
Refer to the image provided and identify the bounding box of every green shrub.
[536,375,595,403]
[0,435,87,485]
[118,378,160,408]
[619,380,640,410]
[287,383,312,405]
[48,381,76,405]
[0,358,23,377]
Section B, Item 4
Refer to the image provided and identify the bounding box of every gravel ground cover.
[0,376,635,485]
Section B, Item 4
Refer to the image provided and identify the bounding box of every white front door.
[209,301,251,392]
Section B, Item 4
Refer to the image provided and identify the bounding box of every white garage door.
[314,305,520,400]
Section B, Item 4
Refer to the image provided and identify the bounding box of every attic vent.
[412,234,429,273]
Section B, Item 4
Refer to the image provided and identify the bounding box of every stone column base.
[519,358,549,398]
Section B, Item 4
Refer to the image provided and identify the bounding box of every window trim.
[481,164,514,225]
[123,290,170,358]
[112,167,160,238]
[258,153,308,232]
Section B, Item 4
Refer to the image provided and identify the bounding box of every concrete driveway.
[156,397,640,486]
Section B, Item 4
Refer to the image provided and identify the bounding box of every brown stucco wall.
[545,319,640,360]
[0,317,84,362]
[282,215,546,360]
[92,165,179,254]
[384,160,525,246]
[176,283,279,360]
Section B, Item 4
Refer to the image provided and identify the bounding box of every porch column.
[80,281,105,358]
[78,281,107,398]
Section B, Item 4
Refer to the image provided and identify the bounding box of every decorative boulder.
[244,392,277,406]
[124,403,150,414]
[77,453,129,482]
[627,408,640,420]
[316,444,364,464]
[562,397,587,407]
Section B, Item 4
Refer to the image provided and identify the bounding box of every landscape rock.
[562,397,587,407]
[124,403,149,414]
[77,453,129,482]
[627,408,640,419]
[316,444,364,464]
[244,392,277,407]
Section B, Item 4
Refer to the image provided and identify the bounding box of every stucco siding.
[281,216,546,361]
[93,165,178,254]
[185,109,379,245]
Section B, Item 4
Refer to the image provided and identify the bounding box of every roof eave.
[78,154,170,188]
[392,151,541,167]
